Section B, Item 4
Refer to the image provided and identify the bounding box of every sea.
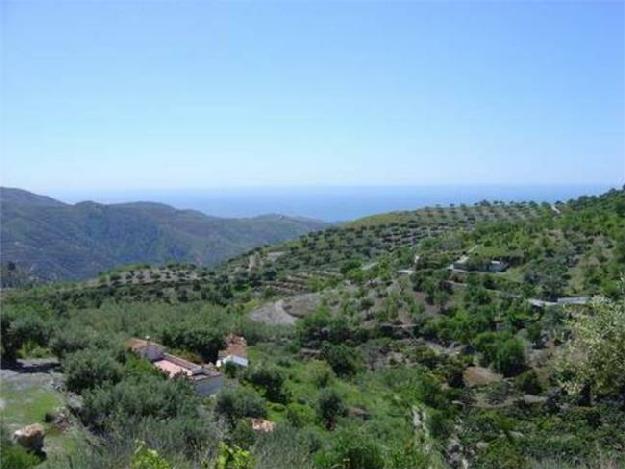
[53,184,620,223]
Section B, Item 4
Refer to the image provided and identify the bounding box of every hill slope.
[0,187,327,282]
[2,188,624,469]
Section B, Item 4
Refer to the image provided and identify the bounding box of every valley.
[0,188,327,283]
[1,187,624,468]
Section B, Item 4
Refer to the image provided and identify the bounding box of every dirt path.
[249,292,321,325]
[250,299,297,325]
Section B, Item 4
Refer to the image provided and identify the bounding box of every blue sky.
[1,0,623,192]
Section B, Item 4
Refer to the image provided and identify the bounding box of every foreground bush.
[215,387,267,424]
[244,366,287,403]
[64,347,123,393]
[558,294,625,398]
[315,427,384,469]
[316,388,346,430]
[0,310,49,362]
[82,375,199,429]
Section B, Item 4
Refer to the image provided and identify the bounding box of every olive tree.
[558,292,625,398]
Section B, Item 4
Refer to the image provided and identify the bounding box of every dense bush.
[50,325,101,358]
[474,332,526,376]
[308,360,335,388]
[252,425,315,469]
[161,324,224,363]
[495,337,526,376]
[82,374,199,429]
[315,427,384,469]
[0,311,49,361]
[316,388,346,430]
[244,366,287,403]
[297,309,331,347]
[285,403,316,428]
[321,343,362,377]
[230,420,257,449]
[515,370,543,394]
[131,441,172,469]
[215,387,267,423]
[558,294,625,398]
[63,347,123,393]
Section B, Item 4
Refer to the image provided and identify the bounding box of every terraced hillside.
[19,198,553,304]
[0,187,327,283]
[219,200,557,297]
[2,188,624,468]
[12,191,622,311]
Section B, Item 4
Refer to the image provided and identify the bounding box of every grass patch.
[0,383,62,427]
[1,377,86,464]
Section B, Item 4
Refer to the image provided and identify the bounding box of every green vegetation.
[0,373,83,466]
[557,288,625,397]
[1,187,623,468]
[0,187,327,283]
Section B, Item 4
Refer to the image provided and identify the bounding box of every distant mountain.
[0,187,327,282]
[1,187,68,208]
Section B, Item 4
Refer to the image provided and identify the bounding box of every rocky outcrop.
[13,423,45,452]
[521,394,548,406]
[463,366,503,387]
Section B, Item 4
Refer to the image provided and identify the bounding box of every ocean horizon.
[48,183,621,223]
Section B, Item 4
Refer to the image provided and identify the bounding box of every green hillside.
[0,188,327,283]
[1,188,624,469]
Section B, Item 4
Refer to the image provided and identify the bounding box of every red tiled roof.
[127,338,222,381]
[153,359,193,378]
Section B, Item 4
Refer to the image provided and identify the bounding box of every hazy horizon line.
[4,182,621,222]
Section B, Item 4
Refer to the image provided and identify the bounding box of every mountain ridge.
[0,187,327,282]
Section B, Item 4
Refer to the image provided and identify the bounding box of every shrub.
[476,439,526,469]
[326,317,353,344]
[216,442,254,469]
[64,348,123,393]
[285,403,315,428]
[50,325,96,358]
[230,420,256,449]
[474,332,526,377]
[525,322,543,346]
[558,294,625,397]
[427,408,451,439]
[496,337,526,377]
[321,343,362,377]
[252,424,316,469]
[82,374,199,430]
[161,325,224,363]
[244,366,287,403]
[131,441,172,469]
[515,370,543,395]
[297,309,331,347]
[0,311,49,362]
[316,388,345,430]
[315,427,384,469]
[215,388,267,423]
[414,372,448,409]
[308,361,334,388]
[234,319,293,346]
[388,441,429,469]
